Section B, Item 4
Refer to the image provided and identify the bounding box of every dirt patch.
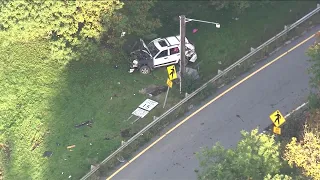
[139,84,167,97]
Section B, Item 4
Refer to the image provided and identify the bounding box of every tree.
[101,0,161,48]
[307,32,320,88]
[264,174,292,180]
[284,127,320,180]
[0,0,123,64]
[196,128,286,180]
[306,32,320,108]
[208,1,272,14]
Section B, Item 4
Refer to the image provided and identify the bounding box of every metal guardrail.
[80,4,320,180]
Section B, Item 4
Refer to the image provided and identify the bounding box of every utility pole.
[178,15,220,94]
[179,15,186,94]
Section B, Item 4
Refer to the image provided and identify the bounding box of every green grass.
[0,39,172,179]
[0,1,319,180]
[154,1,317,81]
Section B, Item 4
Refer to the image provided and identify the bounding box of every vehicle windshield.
[147,42,160,57]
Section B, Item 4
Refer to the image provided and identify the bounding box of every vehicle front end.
[186,40,198,63]
[128,38,158,74]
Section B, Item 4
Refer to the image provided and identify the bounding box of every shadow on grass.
[44,50,169,179]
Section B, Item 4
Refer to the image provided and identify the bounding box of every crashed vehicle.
[128,36,198,74]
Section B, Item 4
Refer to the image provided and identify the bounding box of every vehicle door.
[168,47,180,64]
[153,50,170,67]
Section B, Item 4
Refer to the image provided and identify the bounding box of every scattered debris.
[117,155,125,163]
[90,143,92,146]
[31,141,41,151]
[236,114,244,122]
[56,143,60,146]
[104,137,110,140]
[84,134,89,138]
[43,151,53,157]
[192,29,198,33]
[74,120,93,128]
[67,145,75,149]
[68,175,72,178]
[117,82,121,85]
[121,31,126,37]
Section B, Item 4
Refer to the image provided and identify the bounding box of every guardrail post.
[284,25,288,30]
[317,4,320,8]
[250,47,255,52]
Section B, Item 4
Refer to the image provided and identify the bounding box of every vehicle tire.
[139,65,151,75]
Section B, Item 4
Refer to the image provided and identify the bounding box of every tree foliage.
[101,0,161,48]
[0,0,161,64]
[264,174,292,180]
[196,128,285,180]
[208,0,272,14]
[284,128,320,180]
[0,0,123,64]
[307,32,320,88]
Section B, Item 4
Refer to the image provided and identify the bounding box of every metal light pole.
[179,16,220,94]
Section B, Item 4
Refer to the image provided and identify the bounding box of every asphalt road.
[106,25,320,180]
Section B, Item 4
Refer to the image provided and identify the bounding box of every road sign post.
[163,86,170,108]
[163,78,173,108]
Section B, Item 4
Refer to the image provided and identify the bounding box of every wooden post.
[179,15,186,94]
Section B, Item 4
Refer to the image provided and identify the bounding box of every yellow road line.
[106,33,316,180]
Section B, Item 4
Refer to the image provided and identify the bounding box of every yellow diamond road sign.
[166,78,173,88]
[273,126,281,135]
[167,65,177,80]
[269,110,285,127]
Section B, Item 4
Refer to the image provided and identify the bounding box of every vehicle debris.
[74,120,93,128]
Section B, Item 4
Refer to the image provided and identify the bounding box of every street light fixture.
[185,18,221,28]
[179,15,220,94]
